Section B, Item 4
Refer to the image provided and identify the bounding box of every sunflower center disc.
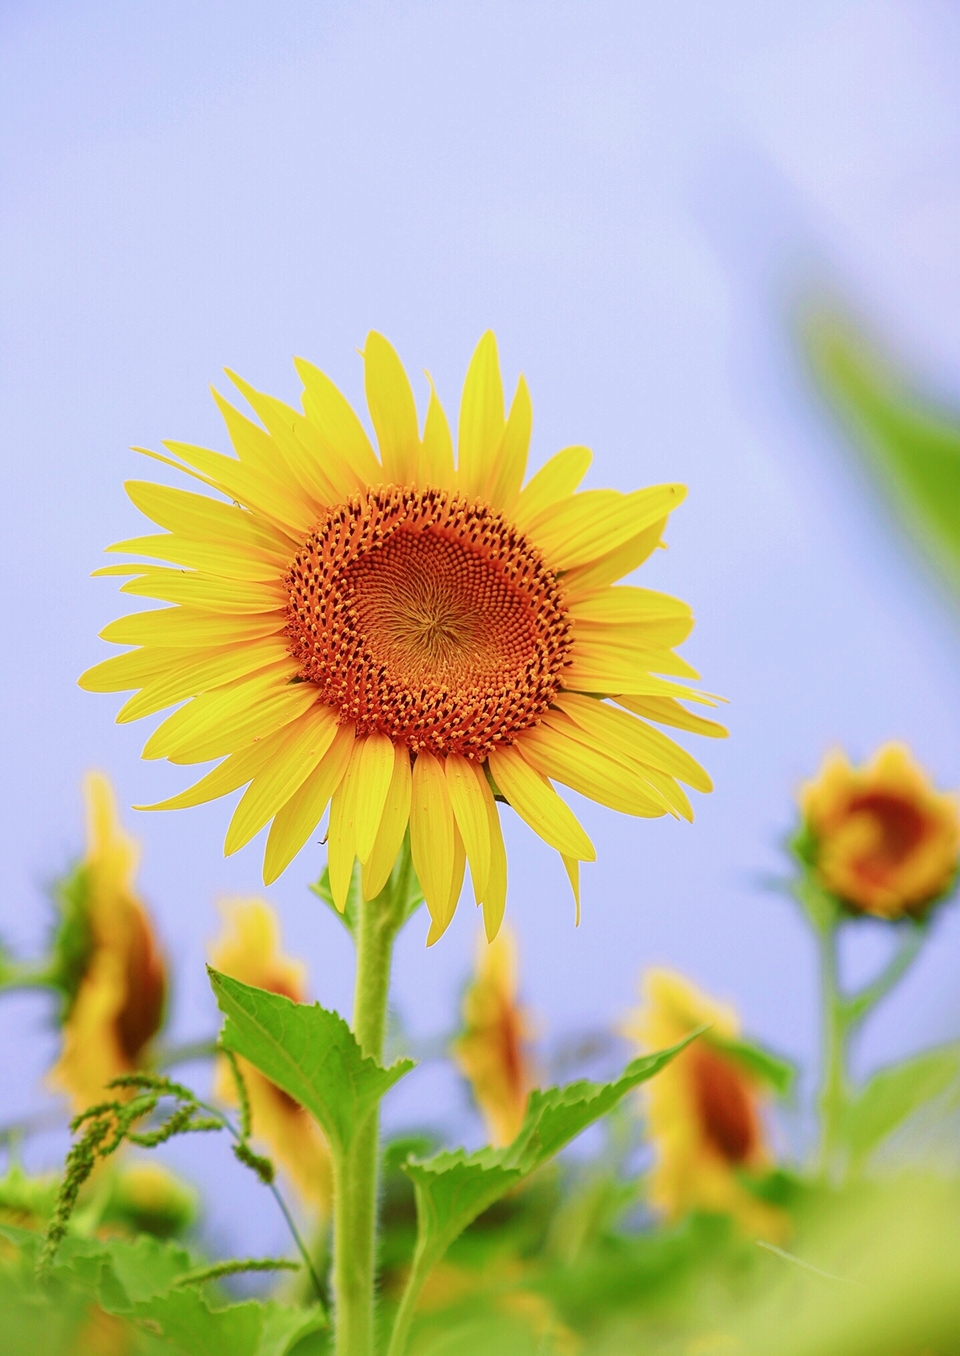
[284,486,572,758]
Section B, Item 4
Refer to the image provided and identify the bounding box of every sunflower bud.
[797,744,960,920]
[49,774,167,1112]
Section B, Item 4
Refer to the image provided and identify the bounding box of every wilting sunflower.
[80,333,723,942]
[49,773,167,1113]
[452,926,533,1146]
[209,899,333,1216]
[624,970,785,1239]
[798,744,960,920]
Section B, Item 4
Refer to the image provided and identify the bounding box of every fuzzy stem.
[384,1241,434,1356]
[333,843,413,1356]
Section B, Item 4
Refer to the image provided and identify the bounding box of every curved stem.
[816,920,847,1180]
[841,922,926,1027]
[385,1242,434,1356]
[334,842,414,1356]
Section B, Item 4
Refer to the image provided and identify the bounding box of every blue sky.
[3,0,960,1255]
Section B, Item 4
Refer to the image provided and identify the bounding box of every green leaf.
[310,862,362,939]
[845,1044,960,1162]
[404,1035,699,1276]
[805,307,960,592]
[208,968,415,1159]
[708,1035,796,1098]
[123,1289,324,1356]
[97,1234,196,1309]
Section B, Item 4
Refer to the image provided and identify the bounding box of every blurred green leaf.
[209,968,414,1160]
[404,1034,699,1286]
[709,1035,796,1098]
[805,306,960,591]
[121,1289,324,1356]
[845,1045,960,1163]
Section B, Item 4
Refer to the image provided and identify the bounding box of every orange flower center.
[690,1045,757,1164]
[284,487,571,758]
[844,791,928,881]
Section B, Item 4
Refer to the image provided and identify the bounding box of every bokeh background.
[3,0,960,1260]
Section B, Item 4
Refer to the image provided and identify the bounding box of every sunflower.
[80,333,723,942]
[798,744,960,920]
[49,773,167,1113]
[452,926,533,1146]
[209,899,333,1216]
[623,970,785,1239]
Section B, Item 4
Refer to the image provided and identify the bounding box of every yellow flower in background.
[799,744,960,919]
[80,332,724,943]
[624,970,784,1239]
[209,899,333,1216]
[452,927,533,1146]
[50,773,167,1113]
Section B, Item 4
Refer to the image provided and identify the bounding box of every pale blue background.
[3,0,960,1258]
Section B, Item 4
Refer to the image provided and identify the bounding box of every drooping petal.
[457,331,504,499]
[445,754,492,902]
[487,745,595,861]
[141,668,310,761]
[326,734,365,911]
[364,331,420,484]
[115,638,290,723]
[427,820,466,947]
[135,726,293,812]
[354,733,396,863]
[362,749,413,901]
[410,751,456,928]
[481,793,508,942]
[263,724,355,884]
[561,855,581,926]
[224,707,339,855]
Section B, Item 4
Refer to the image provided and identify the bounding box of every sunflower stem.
[816,916,848,1182]
[334,841,414,1356]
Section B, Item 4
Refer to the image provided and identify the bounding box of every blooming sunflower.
[80,333,723,942]
[49,773,167,1113]
[452,926,533,1146]
[798,744,960,920]
[623,970,785,1239]
[209,899,333,1216]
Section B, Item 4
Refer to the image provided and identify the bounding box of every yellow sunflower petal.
[554,694,713,792]
[364,331,420,484]
[457,331,504,499]
[561,855,581,926]
[225,372,336,510]
[291,410,364,501]
[410,751,456,928]
[119,569,286,614]
[354,733,397,864]
[561,518,667,597]
[294,356,382,487]
[80,646,184,694]
[486,374,532,512]
[362,749,413,901]
[141,667,303,760]
[573,613,694,650]
[210,387,296,483]
[617,694,728,739]
[518,722,673,819]
[225,707,339,856]
[529,484,686,572]
[123,481,291,557]
[419,374,456,488]
[513,445,592,530]
[562,655,713,704]
[116,638,289,724]
[327,736,364,910]
[136,729,291,812]
[570,637,700,681]
[427,821,466,947]
[161,682,319,765]
[100,607,285,649]
[444,754,492,902]
[487,745,595,861]
[481,797,508,942]
[163,437,315,534]
[106,534,285,582]
[567,585,691,625]
[263,724,355,884]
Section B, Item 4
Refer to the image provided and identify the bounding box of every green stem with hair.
[334,842,415,1356]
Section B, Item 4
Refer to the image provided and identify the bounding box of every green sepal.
[845,1044,960,1164]
[208,968,415,1159]
[311,862,362,939]
[707,1034,796,1098]
[403,1033,700,1278]
[47,862,95,1012]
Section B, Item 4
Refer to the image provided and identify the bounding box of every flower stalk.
[334,841,415,1356]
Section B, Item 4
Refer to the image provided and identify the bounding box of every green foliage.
[48,862,94,1012]
[402,1035,700,1286]
[209,967,415,1160]
[708,1034,796,1097]
[805,305,960,594]
[844,1044,960,1165]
